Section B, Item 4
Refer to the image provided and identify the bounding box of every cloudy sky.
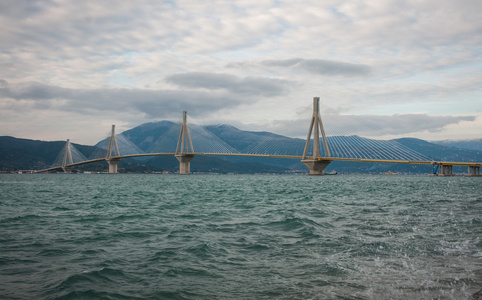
[1,0,481,145]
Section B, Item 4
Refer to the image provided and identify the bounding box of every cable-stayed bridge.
[38,98,481,176]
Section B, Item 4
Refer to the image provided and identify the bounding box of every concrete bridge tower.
[301,97,332,175]
[61,139,74,173]
[175,111,195,175]
[106,125,121,174]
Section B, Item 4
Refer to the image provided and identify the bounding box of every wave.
[47,267,130,299]
[264,214,332,240]
[2,175,480,299]
[50,289,140,300]
[52,206,72,211]
[37,248,71,257]
[0,214,42,224]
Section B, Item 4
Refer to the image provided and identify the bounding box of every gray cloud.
[0,80,255,118]
[262,58,372,76]
[1,1,481,143]
[272,113,476,138]
[165,72,292,96]
[326,114,476,136]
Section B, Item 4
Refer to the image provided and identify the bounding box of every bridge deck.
[35,152,482,173]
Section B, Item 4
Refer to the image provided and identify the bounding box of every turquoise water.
[0,174,481,299]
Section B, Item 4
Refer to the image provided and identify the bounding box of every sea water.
[0,174,480,299]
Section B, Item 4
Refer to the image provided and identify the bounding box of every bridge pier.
[62,166,74,174]
[439,164,454,176]
[107,158,121,174]
[105,125,121,174]
[175,154,195,175]
[301,159,331,175]
[61,139,74,173]
[468,166,481,176]
[175,111,195,175]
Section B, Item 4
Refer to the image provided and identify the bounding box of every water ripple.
[0,174,480,299]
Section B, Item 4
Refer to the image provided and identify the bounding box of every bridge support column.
[105,125,121,174]
[62,166,74,174]
[175,154,195,175]
[468,166,481,176]
[175,111,195,175]
[107,158,121,174]
[301,159,331,175]
[61,139,74,173]
[301,97,331,175]
[439,164,453,176]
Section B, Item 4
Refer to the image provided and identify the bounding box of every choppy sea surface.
[0,174,481,299]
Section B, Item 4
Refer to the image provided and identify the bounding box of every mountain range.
[1,121,481,174]
[431,139,482,152]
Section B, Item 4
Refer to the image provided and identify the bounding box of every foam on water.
[0,174,481,299]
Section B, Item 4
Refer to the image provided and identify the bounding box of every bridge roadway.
[36,152,482,173]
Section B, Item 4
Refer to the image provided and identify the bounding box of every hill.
[431,139,482,152]
[0,136,93,171]
[100,122,482,174]
[0,136,163,173]
[1,121,481,174]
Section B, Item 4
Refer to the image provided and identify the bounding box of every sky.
[1,0,481,145]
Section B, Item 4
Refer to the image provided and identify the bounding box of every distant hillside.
[431,139,482,152]
[144,155,289,174]
[0,136,162,173]
[0,136,93,171]
[1,121,481,174]
[325,138,481,174]
[205,124,291,152]
[121,121,175,151]
[395,138,481,161]
[115,122,482,174]
[0,135,291,173]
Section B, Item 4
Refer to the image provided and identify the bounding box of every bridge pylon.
[175,111,195,175]
[301,97,331,175]
[106,125,121,174]
[61,139,74,173]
